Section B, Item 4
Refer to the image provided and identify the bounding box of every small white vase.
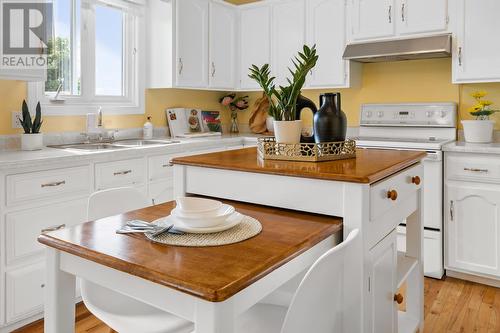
[266,116,274,133]
[273,120,302,144]
[21,133,44,151]
[462,120,495,143]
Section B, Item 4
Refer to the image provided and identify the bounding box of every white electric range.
[356,103,457,279]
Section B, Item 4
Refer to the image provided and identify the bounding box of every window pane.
[95,4,123,96]
[45,0,81,96]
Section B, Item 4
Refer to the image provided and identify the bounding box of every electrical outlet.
[12,111,22,129]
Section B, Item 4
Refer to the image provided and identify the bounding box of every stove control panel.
[360,103,457,127]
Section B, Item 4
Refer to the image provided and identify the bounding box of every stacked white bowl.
[172,197,236,229]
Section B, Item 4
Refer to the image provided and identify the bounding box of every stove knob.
[366,111,372,118]
[426,111,434,118]
[377,111,384,118]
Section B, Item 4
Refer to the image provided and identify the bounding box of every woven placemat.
[145,215,262,247]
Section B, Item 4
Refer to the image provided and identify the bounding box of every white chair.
[235,229,359,333]
[83,188,194,333]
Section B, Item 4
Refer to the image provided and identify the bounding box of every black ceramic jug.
[313,93,347,143]
[295,94,318,143]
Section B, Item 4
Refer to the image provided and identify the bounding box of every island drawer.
[6,166,91,206]
[5,199,88,265]
[370,164,423,222]
[446,153,500,183]
[95,158,146,190]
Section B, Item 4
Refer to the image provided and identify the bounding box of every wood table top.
[171,147,426,184]
[38,199,342,302]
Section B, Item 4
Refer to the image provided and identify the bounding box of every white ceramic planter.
[462,120,495,143]
[21,133,44,151]
[266,116,274,133]
[273,120,302,144]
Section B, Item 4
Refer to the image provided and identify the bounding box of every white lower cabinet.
[367,229,398,333]
[5,263,45,323]
[445,181,500,277]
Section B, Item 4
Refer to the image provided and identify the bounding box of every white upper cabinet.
[350,0,449,42]
[209,1,236,90]
[445,182,500,277]
[271,0,306,86]
[398,0,448,36]
[175,0,209,88]
[351,0,396,41]
[239,4,271,90]
[306,0,350,88]
[453,0,500,83]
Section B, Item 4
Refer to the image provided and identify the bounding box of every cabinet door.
[271,0,306,86]
[398,0,448,35]
[446,182,500,276]
[351,0,396,41]
[368,229,397,333]
[453,0,500,83]
[175,0,209,88]
[209,1,236,89]
[306,0,348,88]
[239,4,271,89]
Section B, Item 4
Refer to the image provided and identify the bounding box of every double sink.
[49,139,180,151]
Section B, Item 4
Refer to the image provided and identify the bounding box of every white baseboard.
[446,269,500,288]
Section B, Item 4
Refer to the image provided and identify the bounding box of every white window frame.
[28,0,145,115]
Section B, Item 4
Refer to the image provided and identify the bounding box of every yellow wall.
[1,58,500,135]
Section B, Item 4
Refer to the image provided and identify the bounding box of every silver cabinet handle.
[41,180,66,188]
[458,47,462,66]
[162,162,174,168]
[211,62,216,77]
[41,224,66,233]
[450,201,454,221]
[178,58,183,75]
[401,3,405,22]
[464,167,488,173]
[388,5,392,23]
[114,170,132,176]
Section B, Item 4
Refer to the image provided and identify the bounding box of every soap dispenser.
[143,116,153,139]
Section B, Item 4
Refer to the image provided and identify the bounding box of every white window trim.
[28,0,145,116]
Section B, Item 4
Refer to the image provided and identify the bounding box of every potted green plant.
[20,100,44,151]
[249,45,318,143]
[462,91,499,143]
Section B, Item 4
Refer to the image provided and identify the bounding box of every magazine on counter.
[166,108,222,138]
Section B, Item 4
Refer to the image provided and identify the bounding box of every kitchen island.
[172,147,426,333]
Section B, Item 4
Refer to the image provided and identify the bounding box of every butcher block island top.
[171,147,427,184]
[38,199,342,302]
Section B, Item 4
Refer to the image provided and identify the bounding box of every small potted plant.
[249,45,318,143]
[219,93,249,133]
[462,91,499,143]
[20,100,44,151]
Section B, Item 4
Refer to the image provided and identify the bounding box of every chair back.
[280,229,360,333]
[87,187,150,221]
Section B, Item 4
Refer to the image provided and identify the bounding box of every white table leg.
[194,299,235,333]
[45,248,76,333]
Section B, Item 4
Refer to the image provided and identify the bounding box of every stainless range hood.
[343,34,452,63]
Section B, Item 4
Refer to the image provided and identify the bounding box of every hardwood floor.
[14,277,500,333]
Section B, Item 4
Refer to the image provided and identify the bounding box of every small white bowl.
[175,197,222,214]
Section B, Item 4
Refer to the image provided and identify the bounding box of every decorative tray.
[257,137,356,162]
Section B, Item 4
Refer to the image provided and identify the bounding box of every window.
[29,0,144,115]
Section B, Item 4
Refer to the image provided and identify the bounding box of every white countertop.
[443,141,500,154]
[0,135,259,171]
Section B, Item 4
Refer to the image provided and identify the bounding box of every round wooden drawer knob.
[394,293,404,304]
[411,176,421,185]
[387,190,398,201]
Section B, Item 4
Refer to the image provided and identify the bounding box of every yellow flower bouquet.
[468,91,499,120]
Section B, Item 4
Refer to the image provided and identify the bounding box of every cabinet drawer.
[5,263,45,323]
[149,154,179,182]
[95,158,146,190]
[6,166,91,206]
[149,180,174,205]
[6,199,88,264]
[446,153,500,183]
[370,164,423,222]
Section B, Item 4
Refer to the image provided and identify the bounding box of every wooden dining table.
[38,199,343,333]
